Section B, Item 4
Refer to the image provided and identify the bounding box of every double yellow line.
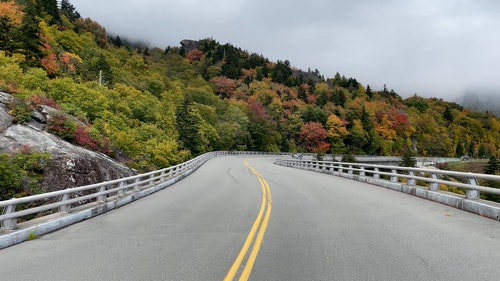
[224,160,273,281]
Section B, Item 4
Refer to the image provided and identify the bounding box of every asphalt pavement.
[0,156,499,281]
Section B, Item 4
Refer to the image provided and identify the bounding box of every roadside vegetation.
[1,1,499,200]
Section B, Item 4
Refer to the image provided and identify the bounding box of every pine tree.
[60,0,81,22]
[455,141,464,157]
[361,105,372,131]
[37,0,60,25]
[482,156,500,202]
[484,156,499,175]
[0,15,17,55]
[365,84,372,98]
[443,107,453,123]
[400,146,417,167]
[175,98,204,155]
[19,0,43,65]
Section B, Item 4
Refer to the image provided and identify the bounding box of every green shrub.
[47,111,76,141]
[0,150,51,200]
[8,98,32,124]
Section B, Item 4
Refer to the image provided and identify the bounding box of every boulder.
[0,92,135,192]
[180,39,200,52]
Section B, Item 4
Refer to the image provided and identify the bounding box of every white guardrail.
[274,159,500,197]
[2,152,499,238]
[0,151,285,231]
[274,158,500,220]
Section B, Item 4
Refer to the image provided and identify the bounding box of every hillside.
[1,0,500,198]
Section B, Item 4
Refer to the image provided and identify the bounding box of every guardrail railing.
[274,159,500,199]
[0,151,293,231]
[0,151,227,230]
[4,152,499,231]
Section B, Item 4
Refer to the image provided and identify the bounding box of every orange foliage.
[0,1,24,27]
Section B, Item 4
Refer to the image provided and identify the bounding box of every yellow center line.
[223,160,273,281]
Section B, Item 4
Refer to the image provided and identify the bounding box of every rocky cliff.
[0,92,135,192]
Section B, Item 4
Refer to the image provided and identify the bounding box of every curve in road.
[0,156,499,281]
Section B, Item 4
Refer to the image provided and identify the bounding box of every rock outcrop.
[0,92,135,192]
[180,39,201,52]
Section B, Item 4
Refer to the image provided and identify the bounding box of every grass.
[439,160,488,174]
[27,230,37,241]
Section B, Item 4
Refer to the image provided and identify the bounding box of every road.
[0,156,499,281]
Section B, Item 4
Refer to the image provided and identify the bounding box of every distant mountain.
[460,92,500,116]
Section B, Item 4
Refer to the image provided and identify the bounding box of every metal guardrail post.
[390,169,398,183]
[466,177,480,199]
[429,173,439,190]
[1,199,17,230]
[3,152,500,233]
[408,171,416,186]
[118,181,125,197]
[97,185,107,202]
[148,174,155,186]
[134,178,141,191]
[59,192,71,213]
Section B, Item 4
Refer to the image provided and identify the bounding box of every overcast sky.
[70,0,500,101]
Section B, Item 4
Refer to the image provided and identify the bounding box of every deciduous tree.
[299,122,330,153]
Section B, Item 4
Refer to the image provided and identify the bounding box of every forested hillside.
[1,0,500,175]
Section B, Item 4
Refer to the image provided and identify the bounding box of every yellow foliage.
[326,114,348,138]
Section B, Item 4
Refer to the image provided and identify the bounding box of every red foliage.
[29,95,60,109]
[73,125,110,155]
[47,112,75,141]
[391,111,409,130]
[307,94,317,104]
[299,122,330,153]
[186,48,204,63]
[212,76,237,98]
[247,97,268,120]
[74,125,96,149]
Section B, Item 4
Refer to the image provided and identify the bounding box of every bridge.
[1,152,500,280]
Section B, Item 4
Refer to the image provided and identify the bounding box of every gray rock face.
[180,39,200,52]
[0,92,135,191]
[0,106,12,133]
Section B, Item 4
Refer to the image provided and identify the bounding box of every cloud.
[71,0,500,101]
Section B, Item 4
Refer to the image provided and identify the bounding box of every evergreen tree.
[482,156,500,202]
[19,0,43,65]
[366,84,372,98]
[484,156,499,175]
[0,14,18,55]
[95,54,114,86]
[37,0,60,25]
[175,98,206,155]
[400,146,417,167]
[361,105,373,131]
[443,107,453,123]
[297,86,307,102]
[60,0,81,22]
[455,141,464,157]
[341,153,356,163]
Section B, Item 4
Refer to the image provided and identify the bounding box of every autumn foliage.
[1,0,500,173]
[299,122,330,153]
